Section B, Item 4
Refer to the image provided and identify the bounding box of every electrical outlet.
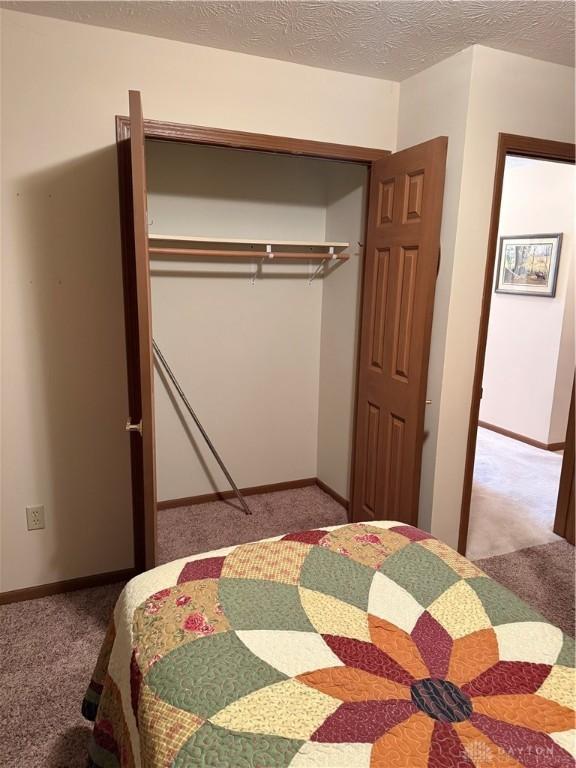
[26,505,45,531]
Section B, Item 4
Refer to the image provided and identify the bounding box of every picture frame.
[495,233,563,297]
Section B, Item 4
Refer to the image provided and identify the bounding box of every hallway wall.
[480,158,574,446]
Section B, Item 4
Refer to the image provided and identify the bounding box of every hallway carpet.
[467,427,563,560]
[0,486,573,767]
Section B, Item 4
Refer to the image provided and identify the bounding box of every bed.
[83,521,575,767]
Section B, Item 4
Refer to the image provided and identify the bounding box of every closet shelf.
[148,234,350,260]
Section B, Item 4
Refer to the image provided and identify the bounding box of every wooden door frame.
[458,133,575,555]
[116,114,390,573]
[553,380,575,545]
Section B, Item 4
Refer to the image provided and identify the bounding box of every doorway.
[460,134,575,560]
[117,92,448,571]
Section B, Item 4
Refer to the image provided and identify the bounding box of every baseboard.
[158,477,351,512]
[315,478,350,510]
[2,479,349,605]
[478,421,565,452]
[158,477,318,510]
[0,567,137,606]
[547,441,567,452]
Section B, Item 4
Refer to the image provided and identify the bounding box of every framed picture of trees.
[495,234,562,297]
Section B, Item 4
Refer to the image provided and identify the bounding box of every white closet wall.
[317,164,368,498]
[146,141,366,503]
[147,142,330,241]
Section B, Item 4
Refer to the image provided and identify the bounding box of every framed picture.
[495,234,563,297]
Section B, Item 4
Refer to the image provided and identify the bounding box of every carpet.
[0,582,123,768]
[467,427,563,560]
[475,540,575,636]
[0,486,572,767]
[157,484,348,564]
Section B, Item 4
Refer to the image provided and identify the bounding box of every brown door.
[554,380,575,545]
[121,90,157,570]
[351,138,447,525]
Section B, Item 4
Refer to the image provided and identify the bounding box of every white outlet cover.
[26,505,45,531]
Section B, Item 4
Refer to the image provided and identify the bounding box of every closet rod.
[148,248,350,261]
[153,339,252,517]
[149,247,349,260]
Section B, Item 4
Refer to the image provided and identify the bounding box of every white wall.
[480,158,574,445]
[0,9,398,592]
[317,163,368,498]
[147,141,327,501]
[147,142,331,243]
[396,48,474,532]
[432,46,575,548]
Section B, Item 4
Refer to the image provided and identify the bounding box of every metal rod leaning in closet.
[152,339,253,516]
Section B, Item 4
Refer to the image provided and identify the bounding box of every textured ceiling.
[3,1,574,81]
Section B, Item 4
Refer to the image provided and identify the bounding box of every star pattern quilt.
[83,521,575,767]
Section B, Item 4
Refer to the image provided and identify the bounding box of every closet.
[118,91,447,571]
[147,139,366,512]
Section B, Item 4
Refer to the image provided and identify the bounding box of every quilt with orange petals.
[83,521,575,767]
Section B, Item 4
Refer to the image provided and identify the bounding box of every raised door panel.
[368,249,390,372]
[362,402,381,517]
[378,179,395,226]
[403,171,424,222]
[392,246,418,382]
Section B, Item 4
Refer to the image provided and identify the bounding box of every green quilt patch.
[219,578,315,631]
[557,635,576,668]
[467,577,548,626]
[146,631,286,718]
[379,543,460,607]
[299,546,374,610]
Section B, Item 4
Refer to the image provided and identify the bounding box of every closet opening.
[118,93,448,571]
[145,138,370,563]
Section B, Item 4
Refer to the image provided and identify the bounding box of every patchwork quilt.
[83,521,575,767]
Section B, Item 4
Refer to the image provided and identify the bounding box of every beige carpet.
[0,583,124,768]
[476,540,575,636]
[157,484,347,564]
[467,427,563,560]
[0,486,573,767]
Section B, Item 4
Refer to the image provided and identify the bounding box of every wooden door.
[351,138,447,525]
[554,380,575,545]
[119,91,157,570]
